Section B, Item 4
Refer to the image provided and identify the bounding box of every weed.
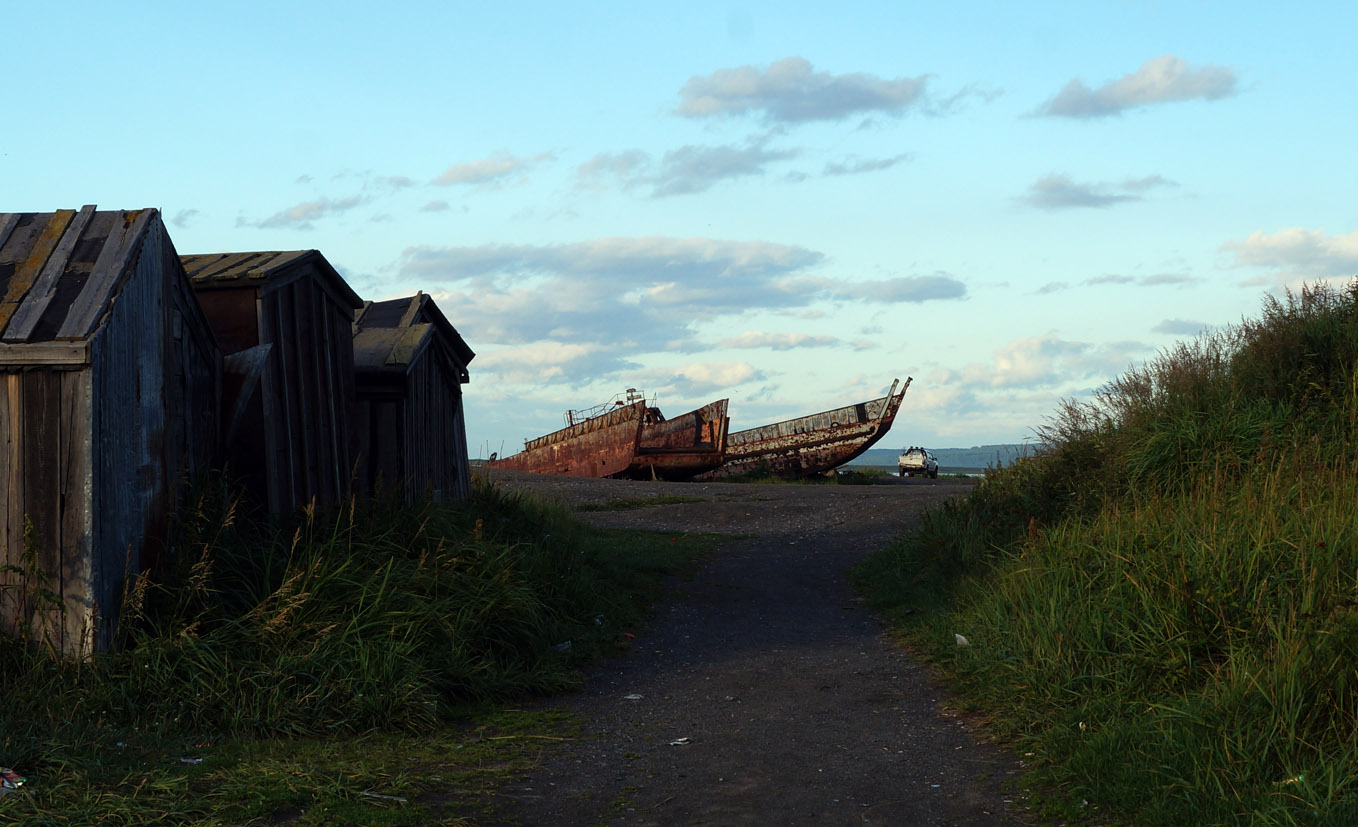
[0,476,718,825]
[856,279,1358,824]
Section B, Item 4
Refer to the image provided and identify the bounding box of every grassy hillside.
[0,479,714,824]
[854,282,1358,825]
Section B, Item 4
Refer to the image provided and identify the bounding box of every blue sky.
[6,2,1357,455]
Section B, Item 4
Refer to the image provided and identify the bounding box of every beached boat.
[487,390,730,480]
[698,378,911,479]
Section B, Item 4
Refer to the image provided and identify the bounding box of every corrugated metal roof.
[0,207,156,344]
[181,249,362,309]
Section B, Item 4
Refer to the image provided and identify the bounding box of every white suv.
[898,447,939,478]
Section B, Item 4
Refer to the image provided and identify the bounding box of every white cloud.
[403,236,822,286]
[676,56,931,123]
[1085,275,1137,286]
[668,360,763,394]
[251,195,365,229]
[720,331,839,350]
[472,342,637,385]
[936,334,1150,390]
[374,175,416,191]
[1083,272,1199,288]
[574,140,798,197]
[432,150,554,187]
[1220,227,1358,277]
[652,142,799,196]
[575,150,651,191]
[1024,173,1176,209]
[823,153,913,177]
[1037,55,1238,118]
[1139,273,1199,287]
[809,274,968,303]
[171,208,199,228]
[410,239,966,408]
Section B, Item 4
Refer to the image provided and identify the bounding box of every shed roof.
[0,206,158,348]
[353,325,435,374]
[180,250,362,310]
[353,292,474,378]
[355,291,478,366]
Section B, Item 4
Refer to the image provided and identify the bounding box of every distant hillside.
[848,444,1037,470]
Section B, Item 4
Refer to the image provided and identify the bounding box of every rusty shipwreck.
[698,378,911,479]
[487,390,730,479]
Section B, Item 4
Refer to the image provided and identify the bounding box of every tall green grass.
[0,474,707,808]
[855,281,1358,824]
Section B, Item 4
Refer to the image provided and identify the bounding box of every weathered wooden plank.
[0,374,18,598]
[325,290,351,500]
[0,211,74,333]
[22,372,63,648]
[221,343,271,446]
[250,292,278,512]
[334,301,357,496]
[353,299,373,330]
[408,356,428,496]
[58,370,91,653]
[374,399,402,491]
[311,283,340,502]
[56,209,154,340]
[353,394,371,492]
[183,251,260,283]
[258,293,293,514]
[0,214,21,255]
[396,292,422,330]
[3,375,24,564]
[247,250,307,280]
[390,324,431,366]
[288,282,318,504]
[261,252,360,317]
[0,342,89,365]
[3,205,97,342]
[273,284,303,508]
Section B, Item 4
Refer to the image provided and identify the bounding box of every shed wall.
[0,369,91,650]
[355,348,471,501]
[201,272,356,514]
[404,352,471,500]
[87,221,219,650]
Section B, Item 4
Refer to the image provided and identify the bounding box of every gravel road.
[484,469,1029,826]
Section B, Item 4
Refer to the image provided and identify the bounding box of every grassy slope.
[0,478,719,825]
[854,282,1358,825]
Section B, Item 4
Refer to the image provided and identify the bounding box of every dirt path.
[485,471,1028,826]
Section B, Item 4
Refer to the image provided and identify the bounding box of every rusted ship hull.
[699,378,911,479]
[488,398,730,480]
[628,398,730,480]
[488,400,647,478]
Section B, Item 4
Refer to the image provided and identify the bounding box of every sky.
[5,2,1358,456]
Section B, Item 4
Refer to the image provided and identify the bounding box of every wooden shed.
[352,292,475,501]
[180,250,362,515]
[0,206,220,654]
